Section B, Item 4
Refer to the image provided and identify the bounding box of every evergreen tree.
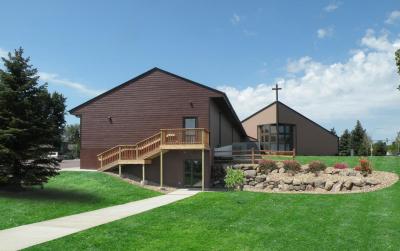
[350,120,368,156]
[0,48,66,190]
[330,127,337,136]
[373,141,387,156]
[339,129,351,156]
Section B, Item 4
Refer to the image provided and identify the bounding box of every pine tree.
[330,127,337,136]
[339,129,351,156]
[0,48,66,190]
[350,120,367,156]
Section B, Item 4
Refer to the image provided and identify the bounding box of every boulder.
[332,168,340,174]
[306,184,314,191]
[255,174,267,183]
[343,180,353,190]
[283,177,293,184]
[303,177,314,185]
[276,162,284,169]
[351,177,363,186]
[265,185,274,190]
[365,178,380,186]
[293,178,302,186]
[255,182,265,189]
[314,179,325,188]
[281,184,290,191]
[339,170,350,176]
[300,184,306,191]
[243,185,252,190]
[325,167,334,174]
[279,167,285,173]
[324,180,334,191]
[244,170,256,178]
[351,185,361,192]
[315,188,326,193]
[332,182,343,192]
[293,185,301,191]
[271,169,279,174]
[348,170,357,176]
[301,165,310,173]
[248,181,256,186]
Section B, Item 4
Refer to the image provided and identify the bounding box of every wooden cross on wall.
[272,83,282,102]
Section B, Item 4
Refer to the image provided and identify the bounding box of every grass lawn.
[0,171,161,230]
[29,156,400,251]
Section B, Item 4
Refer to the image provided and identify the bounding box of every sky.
[1,0,400,142]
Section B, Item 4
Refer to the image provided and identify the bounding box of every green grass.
[30,156,400,251]
[0,171,161,230]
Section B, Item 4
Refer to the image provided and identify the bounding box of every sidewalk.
[0,189,199,251]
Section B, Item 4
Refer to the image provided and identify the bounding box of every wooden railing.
[97,128,209,169]
[160,128,209,146]
[214,148,296,164]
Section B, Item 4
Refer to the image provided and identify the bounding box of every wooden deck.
[97,128,209,171]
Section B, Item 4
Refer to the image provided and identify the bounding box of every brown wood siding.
[73,70,223,169]
[209,99,242,147]
[278,103,338,155]
[122,150,211,187]
[242,103,277,139]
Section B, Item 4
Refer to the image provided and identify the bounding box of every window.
[184,117,197,128]
[258,124,295,151]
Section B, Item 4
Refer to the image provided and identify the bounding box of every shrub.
[258,159,278,172]
[224,168,245,190]
[334,163,349,169]
[282,160,301,174]
[308,161,327,174]
[359,159,372,176]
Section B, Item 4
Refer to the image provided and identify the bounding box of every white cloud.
[39,72,104,96]
[0,48,8,58]
[317,27,334,39]
[218,29,400,125]
[385,10,400,24]
[324,2,340,12]
[230,13,241,25]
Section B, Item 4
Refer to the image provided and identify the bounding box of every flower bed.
[229,160,398,194]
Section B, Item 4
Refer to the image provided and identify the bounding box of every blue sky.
[1,0,400,141]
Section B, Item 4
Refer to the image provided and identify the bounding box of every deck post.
[119,146,121,160]
[118,164,121,177]
[142,163,145,185]
[100,156,103,169]
[251,147,255,164]
[160,150,163,188]
[201,149,205,191]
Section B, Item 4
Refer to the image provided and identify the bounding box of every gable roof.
[241,101,338,138]
[69,67,247,137]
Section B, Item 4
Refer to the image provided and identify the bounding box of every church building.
[242,98,338,156]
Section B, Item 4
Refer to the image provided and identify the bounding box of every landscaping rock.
[255,182,265,189]
[348,170,357,176]
[303,177,314,185]
[271,169,279,174]
[365,178,380,186]
[351,177,363,186]
[332,182,343,192]
[325,167,334,174]
[301,165,310,173]
[294,185,301,191]
[339,170,350,176]
[255,174,266,183]
[293,178,301,186]
[279,167,285,173]
[248,181,256,186]
[343,180,353,190]
[243,185,252,190]
[283,177,293,184]
[352,185,361,191]
[325,180,334,191]
[244,170,256,178]
[332,168,340,174]
[314,179,325,188]
[276,162,284,169]
[306,184,313,191]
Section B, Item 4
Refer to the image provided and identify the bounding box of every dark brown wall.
[209,99,242,147]
[121,150,211,187]
[278,103,338,155]
[73,70,224,169]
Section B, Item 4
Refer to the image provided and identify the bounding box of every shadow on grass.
[0,187,101,203]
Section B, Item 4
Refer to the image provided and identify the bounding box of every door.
[183,117,198,143]
[184,159,202,187]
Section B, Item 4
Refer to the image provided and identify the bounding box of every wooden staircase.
[97,128,209,171]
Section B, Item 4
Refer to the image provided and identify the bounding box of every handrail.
[98,128,210,170]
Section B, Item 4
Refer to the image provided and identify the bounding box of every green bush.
[308,161,327,174]
[224,168,245,190]
[258,159,278,172]
[282,160,301,174]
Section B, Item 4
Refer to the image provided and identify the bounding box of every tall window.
[258,124,294,151]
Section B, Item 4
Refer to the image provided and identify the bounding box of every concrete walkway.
[0,189,199,251]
